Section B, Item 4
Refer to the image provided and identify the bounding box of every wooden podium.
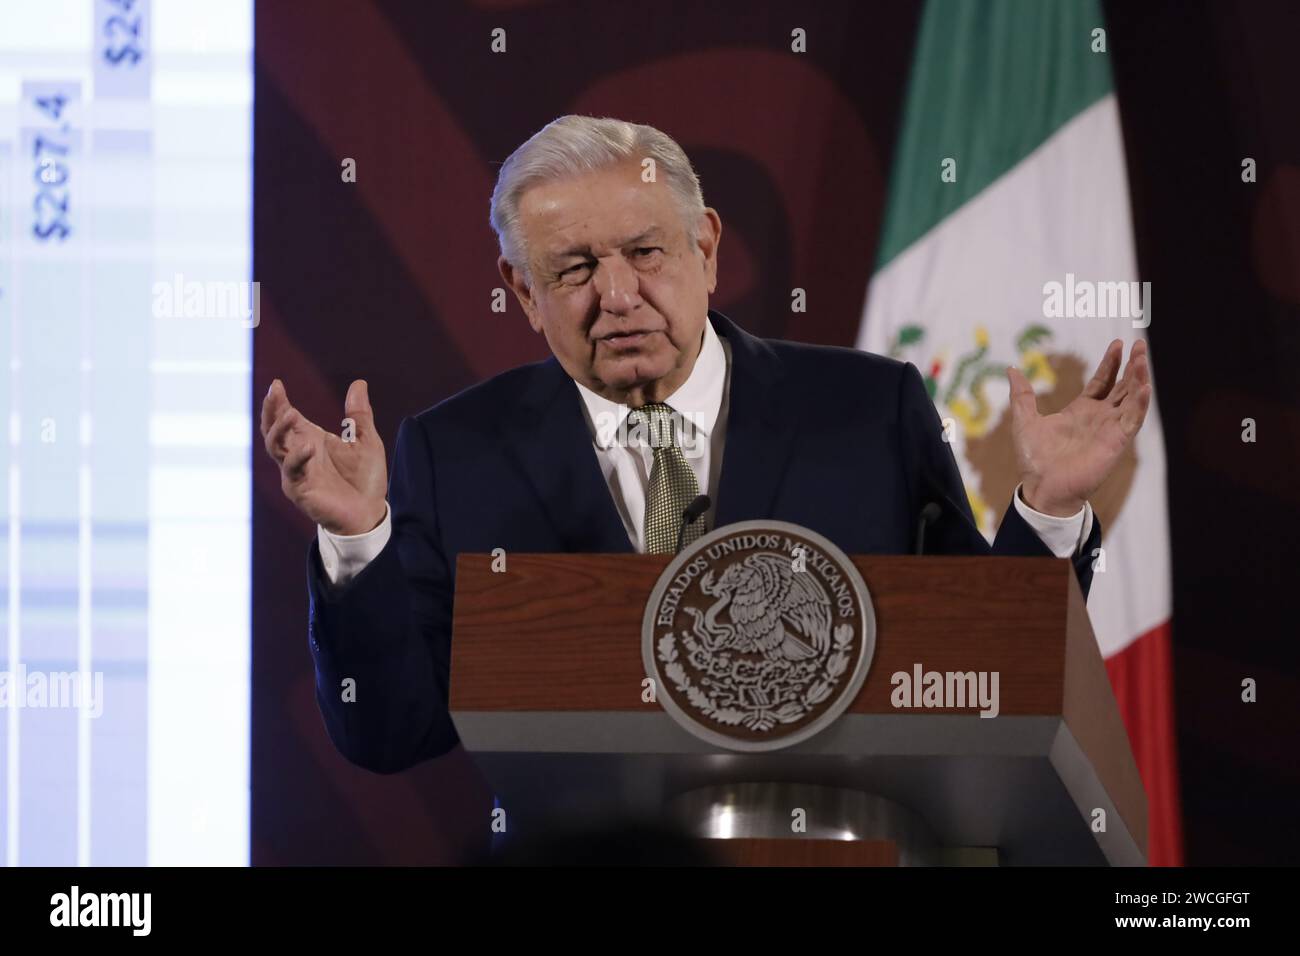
[449,553,1148,866]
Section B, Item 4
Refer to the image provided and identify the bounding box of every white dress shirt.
[571,320,729,552]
[317,320,1092,585]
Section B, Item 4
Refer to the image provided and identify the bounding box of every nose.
[593,255,643,316]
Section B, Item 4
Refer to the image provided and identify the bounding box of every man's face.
[499,159,721,405]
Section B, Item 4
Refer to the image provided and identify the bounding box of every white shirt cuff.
[317,502,392,586]
[1011,483,1093,558]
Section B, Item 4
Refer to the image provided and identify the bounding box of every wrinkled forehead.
[517,164,687,257]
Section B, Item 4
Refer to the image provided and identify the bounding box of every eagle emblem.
[643,521,875,752]
[687,553,832,661]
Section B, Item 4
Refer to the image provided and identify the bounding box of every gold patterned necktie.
[626,402,705,553]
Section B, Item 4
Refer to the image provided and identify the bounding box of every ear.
[498,256,543,333]
[694,208,722,294]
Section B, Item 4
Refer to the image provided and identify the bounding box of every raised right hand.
[260,378,388,536]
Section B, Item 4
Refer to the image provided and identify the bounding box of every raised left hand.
[1009,339,1152,517]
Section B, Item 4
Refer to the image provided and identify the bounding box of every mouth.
[596,329,658,350]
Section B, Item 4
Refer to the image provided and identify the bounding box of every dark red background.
[252,0,1300,864]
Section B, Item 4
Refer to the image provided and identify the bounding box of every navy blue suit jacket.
[306,311,1101,772]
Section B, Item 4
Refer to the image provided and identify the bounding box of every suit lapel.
[501,311,794,551]
[709,311,798,527]
[502,358,633,553]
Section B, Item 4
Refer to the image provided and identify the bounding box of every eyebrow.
[550,228,664,262]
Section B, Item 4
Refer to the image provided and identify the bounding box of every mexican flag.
[858,0,1182,865]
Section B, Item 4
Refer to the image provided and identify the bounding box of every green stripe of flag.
[875,0,1114,269]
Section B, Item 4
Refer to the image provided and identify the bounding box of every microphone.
[914,501,943,556]
[675,494,712,553]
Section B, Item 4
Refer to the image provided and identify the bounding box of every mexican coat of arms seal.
[642,520,876,752]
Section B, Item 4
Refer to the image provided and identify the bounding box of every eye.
[633,247,661,257]
[560,262,593,282]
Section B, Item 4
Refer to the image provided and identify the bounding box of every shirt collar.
[574,318,727,449]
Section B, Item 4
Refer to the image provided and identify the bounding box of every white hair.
[489,115,706,283]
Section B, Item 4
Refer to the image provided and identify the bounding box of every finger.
[282,438,317,482]
[1006,366,1038,422]
[1120,383,1152,438]
[1118,338,1149,384]
[1128,340,1151,388]
[260,379,287,439]
[1081,340,1123,399]
[1109,340,1151,407]
[264,405,305,463]
[343,379,375,437]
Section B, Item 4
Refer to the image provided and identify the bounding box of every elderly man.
[261,116,1151,773]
